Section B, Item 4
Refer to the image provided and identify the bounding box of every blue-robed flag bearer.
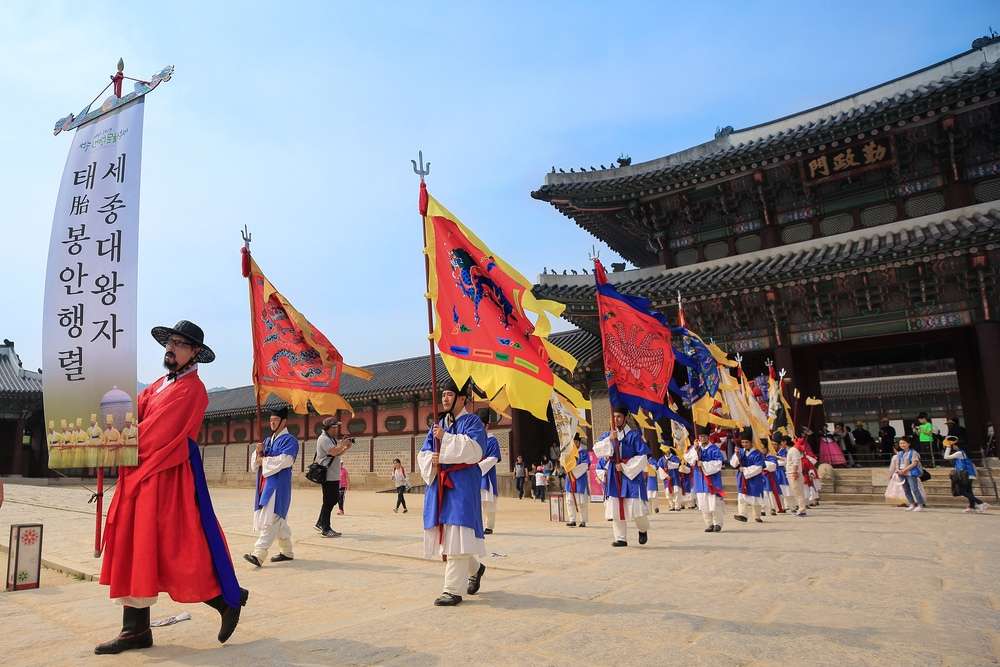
[244,406,299,567]
[418,379,488,607]
[565,433,590,527]
[477,408,502,535]
[594,405,651,547]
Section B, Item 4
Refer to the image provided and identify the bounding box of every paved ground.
[1,483,998,666]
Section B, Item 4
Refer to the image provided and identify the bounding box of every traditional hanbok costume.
[818,434,847,466]
[685,441,726,531]
[250,422,299,564]
[775,446,791,500]
[594,424,651,546]
[884,452,909,504]
[731,443,765,523]
[418,407,487,601]
[762,452,784,515]
[645,458,660,512]
[479,432,501,534]
[664,452,683,510]
[564,447,590,526]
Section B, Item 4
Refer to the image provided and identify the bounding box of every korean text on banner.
[42,100,143,469]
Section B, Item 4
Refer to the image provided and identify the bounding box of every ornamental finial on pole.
[411,150,430,182]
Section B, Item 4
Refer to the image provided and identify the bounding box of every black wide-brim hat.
[151,320,215,363]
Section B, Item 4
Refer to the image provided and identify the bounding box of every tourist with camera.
[314,417,353,537]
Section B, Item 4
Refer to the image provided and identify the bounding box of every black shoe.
[638,531,648,545]
[566,522,576,527]
[434,592,462,606]
[270,553,294,562]
[467,563,486,595]
[313,523,322,533]
[654,507,660,513]
[94,630,153,655]
[771,510,777,516]
[578,522,586,527]
[321,529,341,538]
[243,553,262,568]
[611,540,628,547]
[483,528,493,535]
[704,526,715,532]
[734,515,748,522]
[755,518,763,523]
[713,525,722,532]
[205,588,249,644]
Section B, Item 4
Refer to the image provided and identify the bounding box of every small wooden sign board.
[6,524,43,591]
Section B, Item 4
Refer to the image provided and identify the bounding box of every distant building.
[0,340,45,476]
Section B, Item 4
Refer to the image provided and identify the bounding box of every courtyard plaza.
[0,483,998,666]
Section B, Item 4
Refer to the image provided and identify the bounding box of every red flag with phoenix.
[422,183,588,419]
[242,247,372,415]
[593,258,676,419]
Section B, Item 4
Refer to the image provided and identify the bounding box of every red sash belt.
[436,462,476,545]
[765,471,784,512]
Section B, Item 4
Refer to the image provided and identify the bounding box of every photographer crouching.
[314,417,353,538]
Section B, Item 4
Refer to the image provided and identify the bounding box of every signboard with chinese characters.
[803,137,892,183]
[42,100,142,468]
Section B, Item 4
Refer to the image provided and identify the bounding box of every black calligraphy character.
[70,194,90,216]
[73,162,96,190]
[97,193,126,225]
[57,304,84,339]
[102,153,126,183]
[57,347,85,382]
[90,314,123,349]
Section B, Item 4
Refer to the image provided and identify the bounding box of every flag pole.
[241,226,264,450]
[413,151,440,450]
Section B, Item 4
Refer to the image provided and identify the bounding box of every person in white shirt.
[391,458,409,513]
[784,436,808,517]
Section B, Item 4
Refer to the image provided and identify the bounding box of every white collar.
[272,427,289,439]
[156,364,198,393]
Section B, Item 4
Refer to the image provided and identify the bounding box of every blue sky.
[1,1,996,388]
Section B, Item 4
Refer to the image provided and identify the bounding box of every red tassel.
[241,247,251,278]
[418,181,428,216]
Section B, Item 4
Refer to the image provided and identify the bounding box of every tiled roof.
[205,328,600,418]
[532,204,1000,308]
[533,49,1000,204]
[0,342,43,397]
[821,372,958,399]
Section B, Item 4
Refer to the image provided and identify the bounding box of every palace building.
[531,36,1000,450]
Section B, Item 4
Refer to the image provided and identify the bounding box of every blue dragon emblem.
[449,248,516,329]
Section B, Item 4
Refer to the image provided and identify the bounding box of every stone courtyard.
[1,483,998,666]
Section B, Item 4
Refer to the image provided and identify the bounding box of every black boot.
[205,588,249,644]
[94,606,152,655]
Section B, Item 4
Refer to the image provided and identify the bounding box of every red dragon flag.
[242,248,373,415]
[421,183,589,419]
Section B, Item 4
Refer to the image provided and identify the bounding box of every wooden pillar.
[974,322,1000,450]
[370,400,378,473]
[12,413,26,476]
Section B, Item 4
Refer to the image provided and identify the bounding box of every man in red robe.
[96,321,247,655]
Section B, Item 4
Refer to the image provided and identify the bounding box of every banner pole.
[241,227,265,452]
[413,152,439,450]
[93,466,103,557]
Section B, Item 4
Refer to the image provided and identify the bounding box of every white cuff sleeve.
[702,460,723,476]
[593,437,613,458]
[765,460,777,472]
[667,460,680,470]
[729,453,740,468]
[683,448,699,466]
[250,450,261,472]
[417,449,436,485]
[596,469,607,483]
[571,462,589,478]
[621,455,647,480]
[743,464,763,479]
[261,453,294,477]
[478,456,498,475]
[439,433,483,464]
[657,468,667,480]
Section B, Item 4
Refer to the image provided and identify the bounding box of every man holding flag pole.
[413,152,590,602]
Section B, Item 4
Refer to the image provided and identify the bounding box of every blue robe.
[480,434,502,496]
[646,458,660,493]
[254,432,299,519]
[665,454,681,489]
[775,447,790,487]
[742,449,766,497]
[564,448,590,495]
[763,454,779,494]
[692,444,724,495]
[598,429,649,501]
[422,413,486,537]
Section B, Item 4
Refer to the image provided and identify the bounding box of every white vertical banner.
[42,99,143,469]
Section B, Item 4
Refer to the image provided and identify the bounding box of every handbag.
[919,469,931,482]
[305,453,330,485]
